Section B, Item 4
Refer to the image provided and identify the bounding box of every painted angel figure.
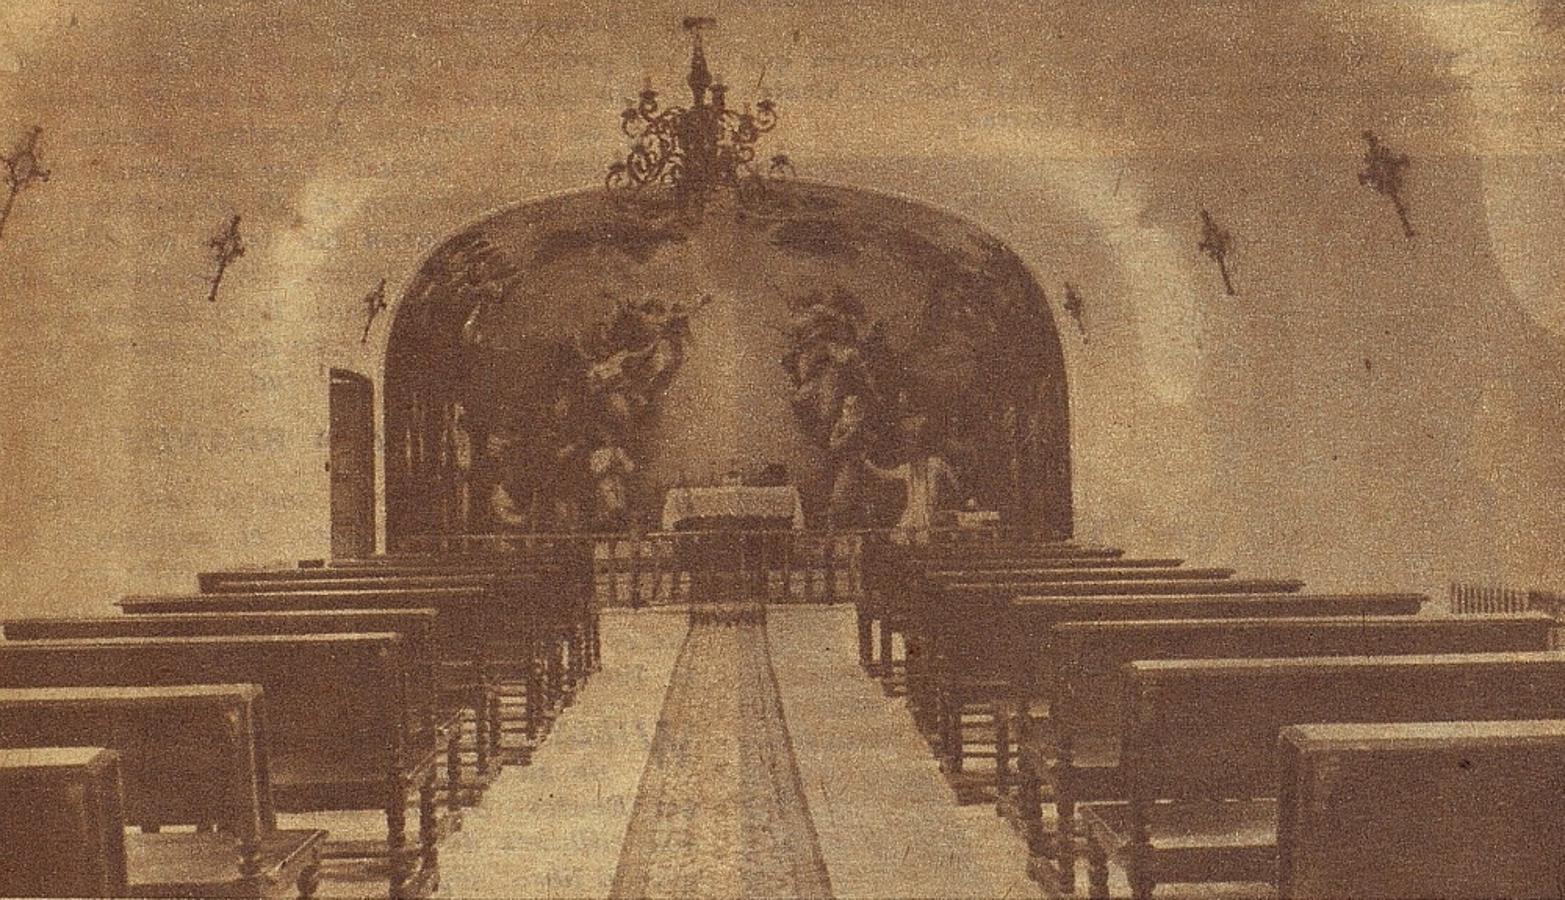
[862,415,961,545]
[575,293,713,424]
[781,288,878,436]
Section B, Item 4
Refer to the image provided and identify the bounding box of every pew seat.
[1080,802,1277,897]
[129,830,326,899]
[1086,798,1277,850]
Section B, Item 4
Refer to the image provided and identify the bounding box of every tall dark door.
[329,369,376,558]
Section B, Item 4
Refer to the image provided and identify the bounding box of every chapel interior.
[2,1,1564,898]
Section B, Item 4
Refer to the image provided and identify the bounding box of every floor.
[609,613,831,898]
[408,604,1042,899]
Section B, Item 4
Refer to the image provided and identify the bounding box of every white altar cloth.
[660,486,805,531]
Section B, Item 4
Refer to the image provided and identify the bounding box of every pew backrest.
[925,558,1184,574]
[0,684,269,837]
[930,566,1234,582]
[0,633,406,773]
[0,747,128,898]
[1277,719,1565,900]
[942,578,1308,604]
[924,593,1429,684]
[5,610,440,735]
[1123,651,1565,804]
[201,572,495,593]
[118,587,492,662]
[195,570,567,634]
[1051,614,1555,746]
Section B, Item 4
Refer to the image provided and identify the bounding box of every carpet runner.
[609,613,833,899]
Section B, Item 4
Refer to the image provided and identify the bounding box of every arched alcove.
[383,182,1072,546]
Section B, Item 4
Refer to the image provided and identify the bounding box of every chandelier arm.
[628,144,665,185]
[605,26,784,205]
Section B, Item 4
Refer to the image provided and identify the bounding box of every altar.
[658,486,804,602]
[660,485,805,532]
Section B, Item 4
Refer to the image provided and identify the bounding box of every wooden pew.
[0,747,128,897]
[118,587,516,760]
[1277,719,1565,899]
[943,577,1299,600]
[296,553,602,677]
[937,566,1226,581]
[859,539,1128,670]
[887,572,1296,702]
[1078,651,1565,900]
[0,633,438,899]
[232,555,593,659]
[890,542,1124,560]
[196,571,584,744]
[908,579,1310,700]
[200,570,494,592]
[901,583,1333,784]
[4,609,478,809]
[0,685,327,898]
[868,563,1274,691]
[1025,612,1553,891]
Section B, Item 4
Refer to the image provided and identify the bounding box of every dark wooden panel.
[0,746,128,898]
[330,368,376,560]
[1278,720,1565,900]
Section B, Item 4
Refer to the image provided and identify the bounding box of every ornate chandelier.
[606,17,786,205]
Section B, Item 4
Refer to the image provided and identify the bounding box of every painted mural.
[383,182,1071,542]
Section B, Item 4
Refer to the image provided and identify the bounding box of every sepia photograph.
[1,1,1563,897]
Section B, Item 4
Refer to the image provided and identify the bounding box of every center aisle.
[769,606,1043,899]
[433,605,1040,899]
[609,611,832,898]
[434,609,688,899]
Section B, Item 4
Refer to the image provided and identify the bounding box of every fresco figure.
[827,394,867,528]
[863,414,961,544]
[450,402,473,530]
[589,436,636,531]
[489,481,527,529]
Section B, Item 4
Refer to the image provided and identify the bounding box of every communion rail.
[396,527,1007,606]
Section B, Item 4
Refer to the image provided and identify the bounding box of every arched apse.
[382,182,1072,545]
